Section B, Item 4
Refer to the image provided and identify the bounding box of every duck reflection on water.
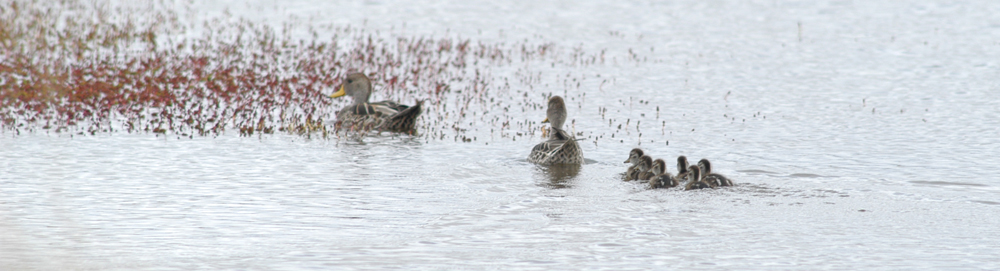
[537,163,582,189]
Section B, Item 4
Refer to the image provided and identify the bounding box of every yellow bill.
[329,85,346,98]
[542,117,549,123]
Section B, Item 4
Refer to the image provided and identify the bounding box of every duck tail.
[382,99,423,133]
[544,136,583,165]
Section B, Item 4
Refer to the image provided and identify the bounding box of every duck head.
[686,165,702,183]
[541,96,568,132]
[329,73,373,104]
[638,155,653,173]
[697,159,712,175]
[652,159,667,175]
[624,148,644,164]
[677,156,689,174]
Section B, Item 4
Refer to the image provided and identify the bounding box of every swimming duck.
[649,159,678,189]
[674,156,691,182]
[528,96,584,165]
[328,73,423,133]
[637,155,656,180]
[698,159,733,187]
[623,148,644,181]
[683,165,712,190]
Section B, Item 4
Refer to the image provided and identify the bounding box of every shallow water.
[3,0,1000,269]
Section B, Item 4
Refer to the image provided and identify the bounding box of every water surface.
[3,0,1000,269]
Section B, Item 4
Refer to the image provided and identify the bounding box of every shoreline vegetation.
[3,0,639,141]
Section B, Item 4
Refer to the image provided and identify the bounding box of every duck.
[673,156,691,183]
[328,73,423,133]
[528,96,584,165]
[622,148,644,181]
[698,158,734,187]
[637,155,656,180]
[649,159,678,189]
[683,165,712,190]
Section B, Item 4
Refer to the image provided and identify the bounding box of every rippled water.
[3,0,1000,269]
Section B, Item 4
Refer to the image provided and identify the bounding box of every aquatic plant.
[2,0,656,143]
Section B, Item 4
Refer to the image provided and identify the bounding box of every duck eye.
[347,79,354,83]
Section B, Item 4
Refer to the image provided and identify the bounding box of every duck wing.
[706,173,733,186]
[623,165,640,181]
[370,100,410,112]
[377,99,423,133]
[335,103,387,132]
[684,180,711,190]
[661,174,678,188]
[528,129,583,165]
[341,103,383,116]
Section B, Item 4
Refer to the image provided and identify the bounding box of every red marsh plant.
[2,0,635,142]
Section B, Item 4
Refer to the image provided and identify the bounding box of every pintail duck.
[698,159,733,187]
[528,96,584,165]
[328,73,423,133]
[649,158,678,189]
[623,148,644,181]
[637,155,656,180]
[683,165,712,190]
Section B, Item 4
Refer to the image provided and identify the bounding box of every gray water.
[3,0,1000,269]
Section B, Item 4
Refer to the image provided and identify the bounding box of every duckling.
[674,156,691,182]
[677,155,690,173]
[649,159,678,189]
[698,158,734,187]
[622,148,644,181]
[328,73,423,133]
[683,165,712,190]
[701,175,721,188]
[637,155,656,180]
[528,96,584,165]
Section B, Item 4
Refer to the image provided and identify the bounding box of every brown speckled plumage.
[698,158,734,187]
[622,148,644,181]
[649,159,678,189]
[528,96,583,165]
[637,155,655,180]
[329,73,422,133]
[683,166,712,190]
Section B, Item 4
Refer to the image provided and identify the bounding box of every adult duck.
[528,96,584,165]
[328,73,422,133]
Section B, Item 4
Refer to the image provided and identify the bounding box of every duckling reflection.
[537,163,581,189]
[623,148,644,181]
[649,159,678,189]
[698,158,734,187]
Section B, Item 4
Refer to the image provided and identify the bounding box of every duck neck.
[550,127,571,140]
[353,88,371,105]
[547,106,567,133]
